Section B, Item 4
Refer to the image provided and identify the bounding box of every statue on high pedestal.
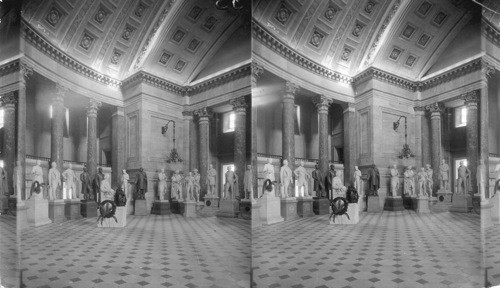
[311,164,324,198]
[263,158,275,182]
[243,165,253,200]
[31,160,44,198]
[390,165,399,197]
[171,170,182,200]
[294,161,310,197]
[439,159,450,191]
[62,163,78,199]
[94,167,105,203]
[157,168,167,201]
[184,172,195,201]
[207,164,217,197]
[331,170,346,195]
[100,173,115,201]
[417,167,427,197]
[457,161,471,195]
[135,167,148,200]
[224,166,238,199]
[353,166,362,194]
[280,159,293,198]
[425,164,433,197]
[48,162,61,200]
[193,169,201,202]
[326,165,335,198]
[367,164,380,195]
[80,167,92,201]
[404,166,415,197]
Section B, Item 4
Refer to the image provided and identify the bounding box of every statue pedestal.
[330,203,359,225]
[367,196,381,212]
[134,199,148,216]
[490,193,500,225]
[257,192,284,225]
[81,200,97,218]
[402,195,414,210]
[183,201,197,218]
[17,203,29,230]
[280,197,299,221]
[313,197,330,215]
[97,206,127,227]
[297,197,314,217]
[239,199,253,220]
[26,196,52,227]
[450,194,469,213]
[481,202,493,228]
[49,199,66,223]
[65,199,82,220]
[384,196,405,211]
[216,198,239,218]
[416,196,430,213]
[433,191,453,212]
[152,200,171,215]
[170,199,181,214]
[252,201,261,228]
[200,196,219,216]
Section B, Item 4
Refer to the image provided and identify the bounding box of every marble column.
[282,81,298,169]
[182,111,196,171]
[1,92,17,196]
[18,63,33,200]
[251,62,263,196]
[86,99,102,179]
[481,63,495,196]
[230,96,248,198]
[462,91,479,194]
[343,103,356,186]
[413,106,430,168]
[425,102,444,195]
[111,107,125,187]
[312,95,332,176]
[194,107,212,199]
[51,84,67,172]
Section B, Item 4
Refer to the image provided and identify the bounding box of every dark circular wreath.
[329,196,350,223]
[97,200,118,225]
[31,181,42,195]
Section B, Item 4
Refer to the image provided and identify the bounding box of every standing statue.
[184,172,195,201]
[171,170,183,200]
[32,160,44,198]
[121,169,130,207]
[14,161,22,202]
[62,163,78,199]
[425,164,433,196]
[311,164,324,198]
[94,167,105,203]
[135,167,148,200]
[157,168,167,201]
[243,165,253,200]
[477,160,486,198]
[353,166,362,194]
[326,165,336,198]
[439,159,450,191]
[417,168,427,197]
[207,164,217,196]
[48,162,61,200]
[390,164,399,197]
[224,166,238,199]
[404,166,415,196]
[80,167,92,200]
[457,161,471,194]
[0,165,8,197]
[280,159,293,198]
[367,164,380,194]
[193,169,201,202]
[294,161,310,197]
[262,158,275,182]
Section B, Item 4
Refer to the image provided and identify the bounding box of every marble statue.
[0,166,8,198]
[331,170,346,195]
[224,166,238,199]
[48,162,61,200]
[353,166,362,193]
[326,165,335,197]
[280,159,293,198]
[135,167,148,200]
[243,165,253,200]
[193,169,201,202]
[62,163,78,199]
[477,159,486,199]
[457,161,471,194]
[439,159,450,191]
[207,164,217,196]
[120,169,130,206]
[157,169,167,201]
[367,164,380,193]
[425,164,433,196]
[417,168,427,197]
[404,166,415,196]
[390,164,399,197]
[263,158,275,182]
[184,172,195,201]
[31,160,44,198]
[80,167,93,200]
[294,161,310,197]
[94,167,105,203]
[171,170,183,200]
[311,164,324,197]
[100,173,115,201]
[14,160,22,202]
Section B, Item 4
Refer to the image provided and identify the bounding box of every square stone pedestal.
[384,197,405,211]
[239,199,252,220]
[258,192,284,225]
[152,200,171,215]
[183,201,197,218]
[65,199,82,220]
[134,199,148,216]
[416,196,430,213]
[49,200,66,223]
[281,198,299,221]
[433,191,453,212]
[313,198,330,215]
[490,193,500,225]
[481,202,493,228]
[217,199,239,218]
[450,194,470,213]
[403,196,414,210]
[367,196,381,212]
[252,201,261,228]
[26,197,52,227]
[297,197,314,217]
[81,200,97,218]
[171,199,181,214]
[330,203,359,225]
[200,196,219,216]
[17,203,29,230]
[97,206,127,227]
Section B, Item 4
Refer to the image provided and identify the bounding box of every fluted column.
[18,63,33,200]
[251,62,263,197]
[481,62,495,197]
[231,97,248,198]
[282,81,298,169]
[1,92,17,197]
[313,95,332,177]
[51,84,67,173]
[86,99,101,179]
[426,102,444,195]
[462,91,480,194]
[111,107,125,187]
[194,107,212,199]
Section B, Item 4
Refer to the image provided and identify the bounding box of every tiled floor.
[252,211,483,288]
[0,215,19,288]
[485,222,500,287]
[19,215,251,288]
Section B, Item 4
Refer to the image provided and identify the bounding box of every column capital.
[413,106,426,116]
[251,62,264,85]
[111,107,124,117]
[481,60,495,79]
[1,91,17,108]
[284,81,299,100]
[312,95,331,114]
[230,96,248,113]
[194,107,213,122]
[20,62,33,81]
[425,102,445,114]
[87,98,102,118]
[182,110,194,118]
[461,90,479,107]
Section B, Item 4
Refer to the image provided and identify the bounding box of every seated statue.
[331,171,346,195]
[100,174,115,201]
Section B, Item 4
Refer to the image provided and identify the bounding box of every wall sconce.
[161,120,182,163]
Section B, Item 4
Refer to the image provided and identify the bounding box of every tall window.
[223,112,236,133]
[455,106,467,127]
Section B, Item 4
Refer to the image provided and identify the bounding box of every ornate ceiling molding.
[189,64,251,95]
[418,58,482,91]
[121,71,186,95]
[352,67,418,91]
[252,20,352,84]
[0,59,20,78]
[482,18,500,48]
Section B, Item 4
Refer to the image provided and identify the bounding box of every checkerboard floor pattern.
[485,222,500,287]
[0,215,19,288]
[19,214,250,288]
[252,211,482,288]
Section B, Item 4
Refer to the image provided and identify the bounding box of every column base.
[183,201,197,218]
[450,194,470,213]
[280,197,299,221]
[152,200,171,215]
[415,196,430,213]
[258,192,284,225]
[17,204,29,230]
[81,200,98,218]
[134,199,149,216]
[239,199,253,220]
[98,206,127,227]
[313,197,330,215]
[384,197,405,211]
[26,197,52,227]
[297,197,314,217]
[49,199,66,223]
[65,199,82,220]
[367,196,381,212]
[330,203,359,225]
[216,199,239,218]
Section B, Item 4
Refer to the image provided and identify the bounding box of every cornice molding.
[189,64,251,95]
[418,58,482,91]
[121,71,186,95]
[483,18,500,49]
[353,68,418,92]
[0,59,20,78]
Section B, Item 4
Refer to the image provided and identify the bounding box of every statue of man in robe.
[404,166,415,196]
[62,163,78,199]
[457,161,471,194]
[135,167,148,200]
[80,167,92,201]
[171,170,183,200]
[367,164,380,194]
[353,166,362,194]
[224,166,238,199]
[294,161,310,197]
[439,159,450,191]
[207,164,217,196]
[390,164,399,197]
[280,159,293,198]
[311,164,324,198]
[417,167,427,197]
[157,168,167,201]
[48,162,61,200]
